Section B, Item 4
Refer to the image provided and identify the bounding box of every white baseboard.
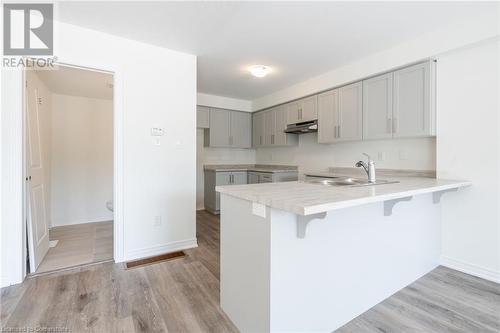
[440,256,500,284]
[51,216,113,227]
[124,238,198,262]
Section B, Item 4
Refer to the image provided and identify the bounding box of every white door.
[26,76,50,272]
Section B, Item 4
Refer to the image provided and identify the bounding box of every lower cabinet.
[205,169,298,214]
[204,170,247,214]
[247,171,298,184]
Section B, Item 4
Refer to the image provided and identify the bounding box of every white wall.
[256,135,436,175]
[53,22,197,262]
[197,92,252,112]
[1,20,197,286]
[50,94,113,227]
[196,128,255,209]
[253,13,498,111]
[437,39,500,282]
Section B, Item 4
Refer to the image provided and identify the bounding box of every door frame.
[21,58,125,276]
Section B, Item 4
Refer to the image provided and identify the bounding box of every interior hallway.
[2,211,498,332]
[35,222,113,274]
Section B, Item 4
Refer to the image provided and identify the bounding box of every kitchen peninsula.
[217,174,471,332]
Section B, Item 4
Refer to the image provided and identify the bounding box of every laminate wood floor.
[36,221,114,274]
[2,211,499,332]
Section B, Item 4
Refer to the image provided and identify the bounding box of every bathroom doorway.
[25,64,114,274]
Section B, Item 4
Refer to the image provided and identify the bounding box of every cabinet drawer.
[260,173,273,183]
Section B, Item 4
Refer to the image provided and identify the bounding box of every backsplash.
[255,133,436,174]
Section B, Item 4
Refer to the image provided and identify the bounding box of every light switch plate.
[151,127,164,136]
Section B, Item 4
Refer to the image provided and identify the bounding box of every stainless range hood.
[284,120,318,134]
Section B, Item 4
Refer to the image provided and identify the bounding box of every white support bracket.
[432,188,458,204]
[297,212,327,239]
[384,196,413,216]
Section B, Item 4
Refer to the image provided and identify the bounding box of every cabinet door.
[362,73,393,140]
[214,171,231,212]
[252,112,264,147]
[393,62,432,137]
[197,106,210,128]
[264,110,276,146]
[317,89,339,143]
[230,111,251,148]
[248,172,259,184]
[215,172,232,186]
[274,105,288,146]
[209,108,231,147]
[338,82,362,142]
[286,102,300,125]
[231,172,247,185]
[300,96,318,122]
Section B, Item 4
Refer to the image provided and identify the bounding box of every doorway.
[25,64,115,274]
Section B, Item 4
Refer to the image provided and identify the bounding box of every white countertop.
[216,177,471,216]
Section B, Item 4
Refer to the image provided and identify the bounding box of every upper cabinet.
[318,90,338,143]
[338,82,362,142]
[363,73,393,140]
[252,112,264,147]
[363,61,435,140]
[318,83,362,144]
[286,95,318,125]
[253,106,298,148]
[204,108,252,148]
[230,111,252,147]
[197,106,210,129]
[393,61,435,138]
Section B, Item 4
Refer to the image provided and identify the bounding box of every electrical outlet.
[154,216,162,227]
[378,152,386,161]
[399,150,408,160]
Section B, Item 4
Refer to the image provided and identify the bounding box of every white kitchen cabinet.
[393,61,435,137]
[252,112,264,147]
[338,82,362,142]
[317,89,339,143]
[205,170,248,214]
[318,83,361,144]
[273,105,290,146]
[286,96,318,124]
[253,108,297,147]
[206,108,230,147]
[205,108,251,148]
[264,109,276,146]
[197,106,210,128]
[363,73,393,140]
[230,111,252,148]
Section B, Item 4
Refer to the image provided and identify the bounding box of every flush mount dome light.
[249,65,271,78]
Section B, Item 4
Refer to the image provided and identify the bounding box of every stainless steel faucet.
[355,153,376,183]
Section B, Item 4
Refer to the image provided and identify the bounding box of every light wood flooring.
[36,221,113,274]
[2,211,499,332]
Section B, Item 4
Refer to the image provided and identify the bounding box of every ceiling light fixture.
[249,65,271,78]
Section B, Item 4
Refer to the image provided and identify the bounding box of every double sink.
[305,176,399,187]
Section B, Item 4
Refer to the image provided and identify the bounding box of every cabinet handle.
[271,134,275,145]
[392,118,398,134]
[334,125,337,138]
[337,125,341,138]
[387,118,392,134]
[299,109,302,120]
[229,136,233,145]
[259,136,262,145]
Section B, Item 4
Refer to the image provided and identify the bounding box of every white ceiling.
[57,1,495,100]
[36,65,113,100]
